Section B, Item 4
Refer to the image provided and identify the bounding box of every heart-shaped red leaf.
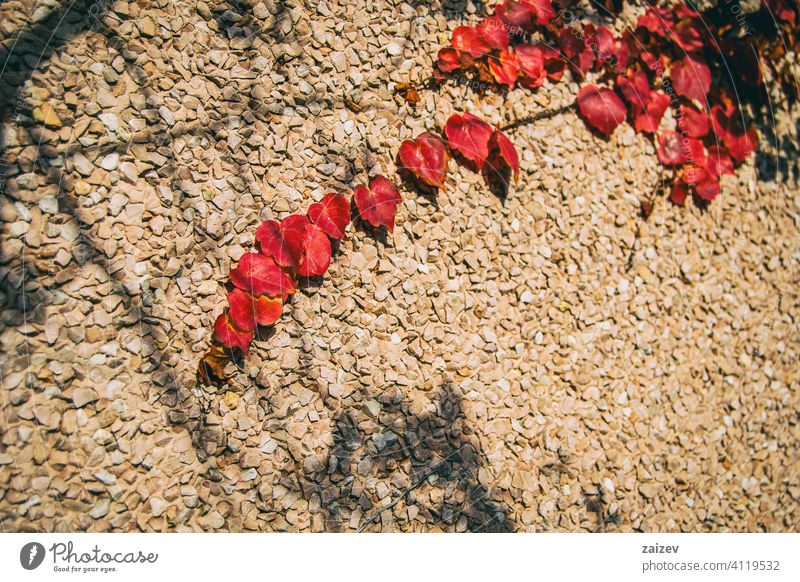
[452,26,491,58]
[230,252,296,300]
[308,193,351,239]
[214,313,253,352]
[526,0,555,25]
[445,112,494,167]
[633,91,669,134]
[477,16,509,50]
[298,224,332,277]
[489,49,520,88]
[558,27,593,74]
[437,47,462,73]
[679,104,710,138]
[496,1,534,30]
[710,104,757,164]
[695,175,720,201]
[670,54,711,102]
[577,85,627,136]
[398,132,450,189]
[671,181,689,205]
[617,71,651,113]
[354,175,403,233]
[256,215,308,269]
[657,131,687,166]
[516,44,545,89]
[705,146,735,177]
[227,288,283,332]
[488,129,519,180]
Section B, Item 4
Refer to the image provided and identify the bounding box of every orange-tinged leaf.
[354,175,402,233]
[308,193,351,239]
[445,112,494,168]
[230,252,296,300]
[214,313,253,352]
[227,288,283,331]
[398,132,450,189]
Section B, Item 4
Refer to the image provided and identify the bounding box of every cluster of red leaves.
[433,0,766,205]
[398,113,518,191]
[199,178,403,384]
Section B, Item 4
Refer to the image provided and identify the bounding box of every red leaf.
[525,0,555,25]
[477,16,509,50]
[673,18,704,52]
[671,181,689,205]
[256,215,307,269]
[679,104,710,138]
[516,44,545,89]
[637,7,674,37]
[587,25,616,67]
[558,27,593,74]
[670,54,711,102]
[230,252,295,300]
[452,26,491,58]
[489,49,520,88]
[227,288,282,331]
[354,175,402,233]
[398,132,450,189]
[710,104,757,164]
[576,85,627,136]
[542,47,566,81]
[308,193,351,239]
[496,0,534,30]
[657,131,686,166]
[633,91,670,134]
[214,313,252,352]
[681,164,708,185]
[617,71,651,113]
[488,129,519,180]
[445,112,494,167]
[705,146,735,177]
[695,176,720,201]
[298,224,332,277]
[437,47,462,73]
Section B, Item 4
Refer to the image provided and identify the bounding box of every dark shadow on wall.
[312,381,515,532]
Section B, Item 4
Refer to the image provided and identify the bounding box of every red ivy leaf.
[489,49,520,88]
[679,104,710,138]
[657,131,687,166]
[671,181,689,205]
[516,44,545,89]
[576,85,627,136]
[437,47,462,73]
[488,129,519,180]
[398,132,450,189]
[705,145,735,177]
[298,224,332,277]
[525,0,555,26]
[496,0,534,31]
[256,215,307,269]
[227,288,282,332]
[617,71,651,113]
[354,175,403,233]
[673,18,704,52]
[308,193,351,239]
[695,176,720,201]
[477,16,509,50]
[230,252,295,300]
[558,27,593,74]
[214,313,252,352]
[710,104,757,164]
[444,112,494,167]
[452,26,491,58]
[670,54,711,102]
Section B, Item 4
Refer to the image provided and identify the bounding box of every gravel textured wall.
[1,0,798,532]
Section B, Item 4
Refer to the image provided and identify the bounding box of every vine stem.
[625,168,665,272]
[499,100,576,132]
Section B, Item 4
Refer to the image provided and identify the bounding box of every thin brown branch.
[499,101,576,132]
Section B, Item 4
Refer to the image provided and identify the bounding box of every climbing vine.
[197,0,798,386]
